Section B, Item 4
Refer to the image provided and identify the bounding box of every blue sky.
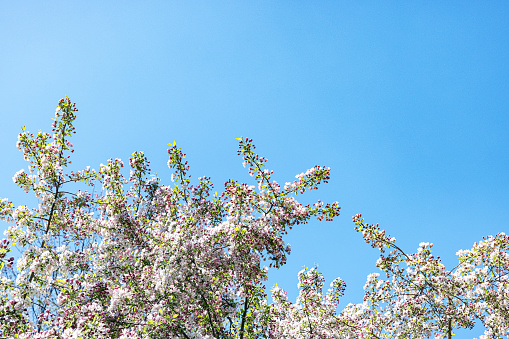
[1,2,508,336]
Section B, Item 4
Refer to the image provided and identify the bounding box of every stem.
[25,183,60,289]
[239,295,250,339]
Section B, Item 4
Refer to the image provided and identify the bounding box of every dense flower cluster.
[0,98,340,338]
[0,98,507,338]
[349,215,509,338]
[255,218,508,339]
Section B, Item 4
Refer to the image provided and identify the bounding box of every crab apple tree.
[0,97,340,338]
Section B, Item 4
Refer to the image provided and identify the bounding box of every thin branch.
[239,295,250,339]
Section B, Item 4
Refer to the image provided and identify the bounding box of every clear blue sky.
[1,2,508,336]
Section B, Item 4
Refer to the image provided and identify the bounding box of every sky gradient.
[1,2,509,336]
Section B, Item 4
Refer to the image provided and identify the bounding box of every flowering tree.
[0,97,340,338]
[262,216,508,339]
[1,97,508,339]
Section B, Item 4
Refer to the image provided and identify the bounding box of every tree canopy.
[0,98,508,338]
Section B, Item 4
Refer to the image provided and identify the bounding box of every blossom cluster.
[259,216,508,338]
[0,98,340,338]
[1,97,507,338]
